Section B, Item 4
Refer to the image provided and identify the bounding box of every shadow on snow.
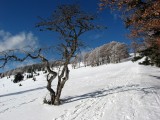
[0,86,46,97]
[149,75,160,80]
[62,84,160,104]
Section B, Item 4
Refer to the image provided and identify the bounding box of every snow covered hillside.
[0,61,160,120]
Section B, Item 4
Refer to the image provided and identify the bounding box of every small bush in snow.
[43,94,52,105]
[43,97,52,105]
[33,77,36,81]
[27,74,33,78]
[43,70,47,74]
[132,56,143,62]
[139,57,152,66]
[13,73,24,83]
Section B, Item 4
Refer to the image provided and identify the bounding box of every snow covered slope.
[0,61,160,120]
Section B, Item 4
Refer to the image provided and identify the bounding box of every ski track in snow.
[55,96,106,120]
[0,97,38,114]
[54,85,140,120]
[54,85,160,120]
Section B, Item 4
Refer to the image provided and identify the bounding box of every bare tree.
[37,4,100,104]
[0,4,98,105]
[84,52,90,67]
[71,55,80,69]
[36,4,99,105]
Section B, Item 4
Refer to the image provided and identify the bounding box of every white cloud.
[0,30,39,52]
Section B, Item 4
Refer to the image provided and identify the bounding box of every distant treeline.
[0,60,63,78]
[71,41,129,68]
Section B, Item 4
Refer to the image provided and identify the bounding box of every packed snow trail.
[0,61,160,120]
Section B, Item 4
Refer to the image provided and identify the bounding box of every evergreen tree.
[13,73,24,83]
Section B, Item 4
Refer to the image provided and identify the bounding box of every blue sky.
[0,0,130,72]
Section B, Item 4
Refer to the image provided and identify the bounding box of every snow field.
[0,61,160,120]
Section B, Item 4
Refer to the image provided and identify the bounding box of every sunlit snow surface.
[0,61,160,120]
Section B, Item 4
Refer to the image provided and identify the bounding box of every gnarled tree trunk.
[54,65,69,105]
[46,74,56,105]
